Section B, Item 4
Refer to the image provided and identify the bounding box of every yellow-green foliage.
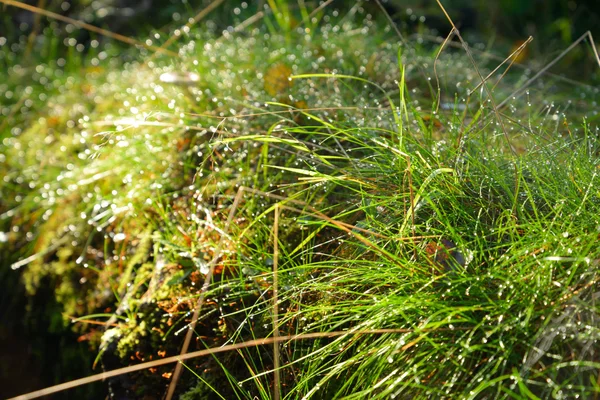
[117,227,152,295]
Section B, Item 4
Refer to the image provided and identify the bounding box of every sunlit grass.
[1,1,600,399]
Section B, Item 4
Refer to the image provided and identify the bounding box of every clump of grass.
[209,78,600,398]
[2,1,600,399]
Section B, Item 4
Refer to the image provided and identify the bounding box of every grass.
[1,0,600,399]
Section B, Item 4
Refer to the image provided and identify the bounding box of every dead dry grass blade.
[273,205,281,400]
[469,36,533,95]
[8,327,469,400]
[162,182,427,397]
[227,11,265,34]
[413,33,593,90]
[434,0,515,156]
[164,188,244,400]
[0,0,178,57]
[210,10,266,50]
[304,0,335,24]
[239,187,414,269]
[455,31,600,159]
[497,31,600,109]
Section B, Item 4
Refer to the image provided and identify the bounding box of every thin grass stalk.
[273,205,281,400]
[9,328,468,400]
[0,0,178,56]
[164,188,245,400]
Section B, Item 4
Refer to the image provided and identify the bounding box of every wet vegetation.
[1,0,600,399]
